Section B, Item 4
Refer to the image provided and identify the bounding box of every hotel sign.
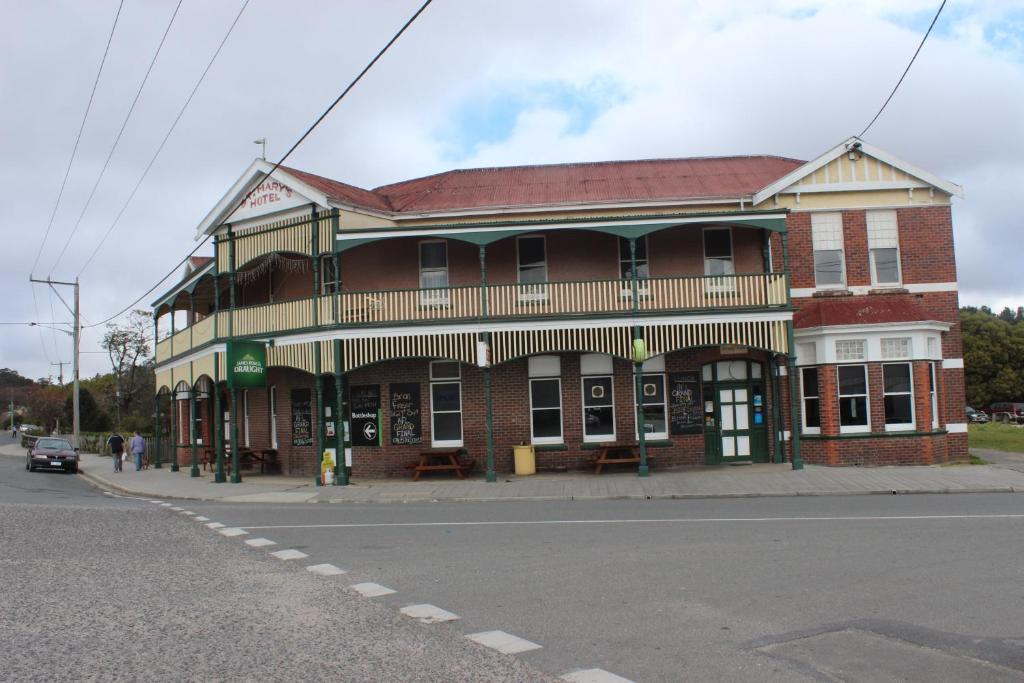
[227,341,267,388]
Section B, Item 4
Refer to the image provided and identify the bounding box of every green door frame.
[702,360,770,465]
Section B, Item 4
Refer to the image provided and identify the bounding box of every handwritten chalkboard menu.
[389,383,422,445]
[668,372,702,435]
[291,388,312,447]
[350,384,380,447]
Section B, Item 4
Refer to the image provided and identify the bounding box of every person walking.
[107,432,125,473]
[129,431,146,472]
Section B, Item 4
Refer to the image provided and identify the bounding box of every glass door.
[719,386,752,460]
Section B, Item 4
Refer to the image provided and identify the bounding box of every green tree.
[961,307,1024,407]
[64,387,111,433]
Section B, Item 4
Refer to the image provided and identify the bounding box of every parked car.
[984,402,1024,424]
[26,437,79,473]
[18,424,40,433]
[966,407,989,423]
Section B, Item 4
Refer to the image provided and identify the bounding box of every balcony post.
[786,321,803,470]
[153,393,162,469]
[212,273,220,340]
[630,237,649,477]
[479,245,497,483]
[214,359,225,483]
[229,387,241,483]
[188,292,195,349]
[331,209,340,325]
[762,231,772,305]
[311,205,320,327]
[333,339,348,486]
[227,226,236,339]
[170,301,176,337]
[314,343,324,486]
[781,232,792,307]
[189,387,200,477]
[170,389,179,472]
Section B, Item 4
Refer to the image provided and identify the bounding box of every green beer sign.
[227,341,267,388]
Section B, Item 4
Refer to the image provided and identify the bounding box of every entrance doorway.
[703,359,769,464]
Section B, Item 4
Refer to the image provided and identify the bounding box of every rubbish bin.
[513,445,536,475]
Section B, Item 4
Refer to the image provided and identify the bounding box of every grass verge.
[968,422,1024,453]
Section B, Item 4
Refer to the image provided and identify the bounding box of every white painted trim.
[152,260,216,308]
[753,137,963,205]
[783,180,929,194]
[337,213,788,243]
[791,282,958,298]
[943,358,964,369]
[157,344,225,372]
[581,375,616,443]
[392,196,745,221]
[945,422,968,433]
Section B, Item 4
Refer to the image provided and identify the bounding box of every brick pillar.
[818,364,840,465]
[868,363,885,433]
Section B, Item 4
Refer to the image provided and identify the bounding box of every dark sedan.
[26,438,79,473]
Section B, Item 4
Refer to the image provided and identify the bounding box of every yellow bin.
[513,445,536,475]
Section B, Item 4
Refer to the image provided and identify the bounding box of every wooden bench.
[411,449,475,481]
[594,443,654,474]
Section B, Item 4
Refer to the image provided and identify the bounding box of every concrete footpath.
[7,442,1024,504]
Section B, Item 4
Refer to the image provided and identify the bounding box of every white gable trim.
[752,137,963,205]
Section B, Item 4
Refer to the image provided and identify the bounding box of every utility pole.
[8,390,14,436]
[30,277,80,449]
[51,360,69,386]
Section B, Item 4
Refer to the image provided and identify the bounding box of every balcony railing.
[155,273,787,362]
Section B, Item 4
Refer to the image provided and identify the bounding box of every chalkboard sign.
[390,382,422,445]
[350,384,380,447]
[668,372,702,435]
[291,388,312,447]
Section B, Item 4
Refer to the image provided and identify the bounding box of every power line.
[29,0,124,278]
[77,0,251,278]
[48,0,184,276]
[859,0,947,138]
[84,0,435,328]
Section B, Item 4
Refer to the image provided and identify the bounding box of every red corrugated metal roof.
[188,256,213,268]
[281,156,805,215]
[794,295,941,329]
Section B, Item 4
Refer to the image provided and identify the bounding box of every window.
[811,213,845,287]
[530,378,563,444]
[838,365,869,432]
[636,374,667,439]
[867,209,901,285]
[517,236,547,284]
[419,241,449,306]
[430,361,462,447]
[703,228,734,277]
[881,337,911,360]
[883,363,914,430]
[618,236,649,280]
[320,254,339,295]
[835,340,865,362]
[801,368,821,434]
[929,362,939,429]
[581,354,615,442]
[269,385,278,449]
[243,390,250,447]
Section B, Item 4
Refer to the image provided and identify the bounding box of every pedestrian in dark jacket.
[107,433,125,472]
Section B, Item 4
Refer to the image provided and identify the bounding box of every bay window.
[838,365,869,433]
[883,363,914,430]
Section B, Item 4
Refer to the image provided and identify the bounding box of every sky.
[2,0,1023,382]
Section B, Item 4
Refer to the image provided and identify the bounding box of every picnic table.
[411,449,474,481]
[594,443,653,474]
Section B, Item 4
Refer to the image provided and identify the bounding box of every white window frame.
[811,212,846,288]
[801,367,821,435]
[882,362,915,432]
[581,374,616,443]
[702,227,735,293]
[837,364,870,434]
[516,235,548,302]
[880,337,912,360]
[617,236,650,297]
[867,209,902,287]
[633,372,668,440]
[243,389,250,447]
[419,240,450,307]
[835,339,866,362]
[269,385,278,449]
[929,362,939,430]
[319,254,339,295]
[429,360,462,448]
[529,377,563,445]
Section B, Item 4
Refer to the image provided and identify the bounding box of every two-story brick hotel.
[151,137,966,483]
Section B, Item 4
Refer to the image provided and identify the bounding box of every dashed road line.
[179,511,195,516]
[466,630,542,654]
[269,549,309,561]
[560,669,634,683]
[194,516,210,522]
[350,582,396,598]
[244,538,276,548]
[205,522,225,529]
[169,506,183,511]
[306,563,346,576]
[218,527,249,537]
[400,604,460,624]
[159,503,173,507]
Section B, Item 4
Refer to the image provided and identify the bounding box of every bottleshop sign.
[230,178,309,221]
[227,341,267,388]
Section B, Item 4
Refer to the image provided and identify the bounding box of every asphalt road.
[0,449,554,682]
[183,492,1024,682]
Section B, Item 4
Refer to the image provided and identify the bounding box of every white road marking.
[205,522,225,529]
[306,563,346,576]
[194,516,210,522]
[561,668,634,683]
[350,582,396,598]
[169,506,183,511]
[244,538,276,548]
[466,630,542,654]
[243,513,1024,530]
[159,503,173,507]
[218,527,249,537]
[400,604,460,624]
[179,511,195,516]
[148,500,162,504]
[270,549,309,561]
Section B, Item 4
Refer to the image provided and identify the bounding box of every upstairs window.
[811,213,845,287]
[835,340,865,362]
[320,254,339,295]
[867,209,901,286]
[419,241,449,290]
[517,236,547,285]
[618,236,650,280]
[703,228,734,277]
